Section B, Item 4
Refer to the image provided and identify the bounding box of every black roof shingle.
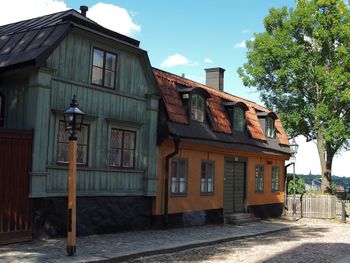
[0,9,140,72]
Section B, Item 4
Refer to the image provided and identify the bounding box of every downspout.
[163,135,180,227]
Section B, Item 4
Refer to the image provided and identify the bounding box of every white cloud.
[204,58,214,64]
[241,29,250,34]
[88,3,140,37]
[161,54,192,68]
[0,1,140,38]
[0,0,68,25]
[234,40,247,49]
[234,38,255,49]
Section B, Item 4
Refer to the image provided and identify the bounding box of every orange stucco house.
[153,67,291,226]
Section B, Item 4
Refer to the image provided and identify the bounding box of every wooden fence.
[285,195,350,220]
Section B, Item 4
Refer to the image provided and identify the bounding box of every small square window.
[91,48,117,89]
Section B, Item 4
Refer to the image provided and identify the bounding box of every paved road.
[131,220,350,263]
[0,220,294,263]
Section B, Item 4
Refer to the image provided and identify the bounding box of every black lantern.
[290,138,299,157]
[63,96,85,139]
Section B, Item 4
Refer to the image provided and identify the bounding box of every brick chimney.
[205,67,225,92]
[80,6,88,17]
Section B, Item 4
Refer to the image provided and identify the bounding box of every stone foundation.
[152,208,224,227]
[247,203,284,218]
[32,196,152,238]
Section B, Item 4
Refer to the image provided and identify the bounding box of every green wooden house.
[0,8,159,240]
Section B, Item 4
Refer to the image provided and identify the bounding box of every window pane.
[197,96,204,122]
[201,178,206,192]
[110,148,121,167]
[124,131,135,149]
[266,117,275,138]
[77,125,88,145]
[92,67,103,85]
[208,178,213,192]
[201,162,206,180]
[171,161,178,193]
[123,149,134,167]
[179,178,186,193]
[191,95,197,120]
[111,129,122,149]
[104,70,115,88]
[58,122,69,142]
[77,145,88,164]
[171,177,177,193]
[255,165,264,192]
[93,49,104,67]
[57,142,68,162]
[105,53,116,70]
[234,108,244,131]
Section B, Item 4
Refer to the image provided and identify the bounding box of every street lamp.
[290,138,299,221]
[63,95,85,256]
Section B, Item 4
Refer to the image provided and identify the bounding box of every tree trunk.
[316,134,332,193]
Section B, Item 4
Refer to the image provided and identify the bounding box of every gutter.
[163,135,180,227]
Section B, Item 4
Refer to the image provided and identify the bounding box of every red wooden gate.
[0,129,33,245]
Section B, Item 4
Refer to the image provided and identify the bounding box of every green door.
[224,159,246,214]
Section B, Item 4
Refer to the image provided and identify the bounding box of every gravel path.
[131,220,350,263]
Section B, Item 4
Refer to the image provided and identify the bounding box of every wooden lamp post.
[63,95,85,256]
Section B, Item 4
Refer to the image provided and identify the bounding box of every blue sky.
[67,0,296,103]
[2,0,350,177]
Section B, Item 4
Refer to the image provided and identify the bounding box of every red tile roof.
[154,68,289,145]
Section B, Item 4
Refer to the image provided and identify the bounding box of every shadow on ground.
[130,226,331,262]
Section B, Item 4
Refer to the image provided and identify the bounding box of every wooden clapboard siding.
[0,28,158,198]
[46,29,150,97]
[45,168,144,195]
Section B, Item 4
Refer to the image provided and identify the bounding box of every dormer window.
[266,117,275,138]
[256,111,277,139]
[222,101,249,133]
[191,94,205,122]
[233,108,244,132]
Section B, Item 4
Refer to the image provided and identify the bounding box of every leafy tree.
[287,176,306,195]
[238,0,350,193]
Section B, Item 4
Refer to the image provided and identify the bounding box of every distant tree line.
[287,174,350,188]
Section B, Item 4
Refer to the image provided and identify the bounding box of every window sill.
[170,193,187,198]
[200,192,214,196]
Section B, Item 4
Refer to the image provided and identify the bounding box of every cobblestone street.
[132,220,350,263]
